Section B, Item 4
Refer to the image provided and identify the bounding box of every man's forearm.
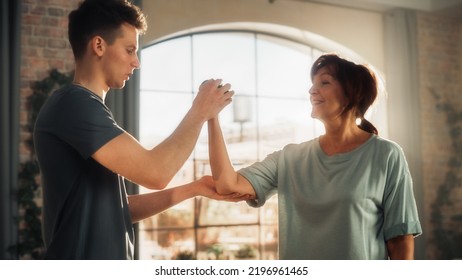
[128,183,197,223]
[148,110,205,187]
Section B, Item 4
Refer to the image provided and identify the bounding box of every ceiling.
[296,0,462,18]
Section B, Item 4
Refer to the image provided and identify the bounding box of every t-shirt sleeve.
[238,150,280,208]
[54,90,124,159]
[382,144,423,240]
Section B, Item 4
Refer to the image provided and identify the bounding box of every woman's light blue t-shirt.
[238,135,422,260]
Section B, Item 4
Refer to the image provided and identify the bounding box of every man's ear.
[90,36,105,57]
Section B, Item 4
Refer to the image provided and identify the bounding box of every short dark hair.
[311,54,379,135]
[68,0,147,59]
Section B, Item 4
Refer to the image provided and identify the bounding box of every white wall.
[141,0,384,72]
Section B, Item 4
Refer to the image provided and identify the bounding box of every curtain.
[384,8,424,259]
[0,0,21,259]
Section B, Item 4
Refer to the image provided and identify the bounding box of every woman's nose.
[309,86,317,95]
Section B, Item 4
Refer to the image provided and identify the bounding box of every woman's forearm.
[208,118,256,197]
[207,118,240,194]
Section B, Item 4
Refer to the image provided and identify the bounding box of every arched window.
[138,31,384,260]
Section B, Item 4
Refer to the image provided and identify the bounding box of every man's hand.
[192,79,234,122]
[196,175,253,202]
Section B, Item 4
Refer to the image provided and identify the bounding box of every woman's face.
[309,67,348,122]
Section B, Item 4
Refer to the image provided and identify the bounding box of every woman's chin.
[310,111,320,119]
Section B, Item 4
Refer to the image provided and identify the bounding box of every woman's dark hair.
[311,53,379,135]
[68,0,148,60]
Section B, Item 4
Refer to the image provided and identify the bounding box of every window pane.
[196,226,260,260]
[140,199,194,230]
[139,91,192,147]
[139,229,195,260]
[257,97,320,158]
[260,225,278,260]
[257,34,312,99]
[192,33,256,95]
[198,198,259,226]
[140,37,192,92]
[194,94,259,168]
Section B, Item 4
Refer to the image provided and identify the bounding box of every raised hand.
[191,79,234,122]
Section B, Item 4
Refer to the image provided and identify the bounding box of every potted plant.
[234,244,256,260]
[207,243,224,260]
[174,250,195,260]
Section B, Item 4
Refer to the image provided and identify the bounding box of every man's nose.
[133,55,140,69]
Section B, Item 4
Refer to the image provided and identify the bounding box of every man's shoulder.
[49,85,101,104]
[37,85,110,128]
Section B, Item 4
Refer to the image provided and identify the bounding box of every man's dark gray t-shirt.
[34,84,134,259]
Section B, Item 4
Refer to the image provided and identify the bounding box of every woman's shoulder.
[371,135,403,151]
[369,135,408,162]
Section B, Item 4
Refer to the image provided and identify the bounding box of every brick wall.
[20,0,79,163]
[417,13,462,259]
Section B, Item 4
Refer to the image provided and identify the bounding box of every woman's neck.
[319,117,371,155]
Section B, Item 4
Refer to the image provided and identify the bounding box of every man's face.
[101,23,140,89]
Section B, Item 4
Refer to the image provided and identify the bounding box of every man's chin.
[111,82,126,90]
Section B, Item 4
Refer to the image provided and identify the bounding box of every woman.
[208,54,422,260]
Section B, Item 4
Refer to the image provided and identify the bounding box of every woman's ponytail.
[358,117,378,135]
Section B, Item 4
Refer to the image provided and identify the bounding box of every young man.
[34,0,238,259]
